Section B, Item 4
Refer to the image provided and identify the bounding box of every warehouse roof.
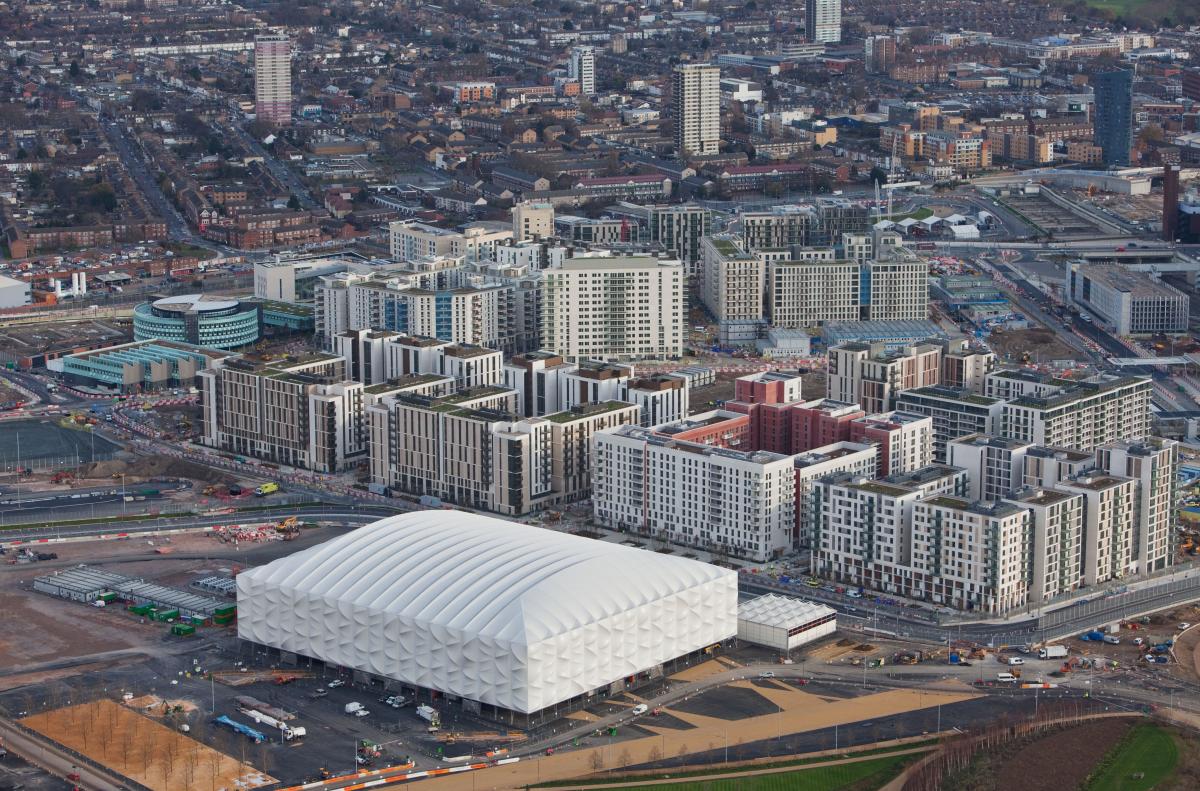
[738,594,835,628]
[239,513,734,643]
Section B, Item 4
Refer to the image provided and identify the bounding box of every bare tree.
[617,747,632,769]
[647,745,663,763]
[588,749,605,771]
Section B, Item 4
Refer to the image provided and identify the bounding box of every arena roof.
[237,513,738,714]
[242,514,729,643]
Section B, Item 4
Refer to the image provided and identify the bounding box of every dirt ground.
[0,530,269,681]
[993,718,1133,791]
[986,327,1085,364]
[22,700,274,791]
[77,454,234,485]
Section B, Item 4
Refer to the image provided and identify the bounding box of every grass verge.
[582,753,915,790]
[1083,722,1177,791]
[532,742,936,788]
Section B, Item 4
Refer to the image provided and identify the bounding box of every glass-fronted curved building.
[133,294,261,349]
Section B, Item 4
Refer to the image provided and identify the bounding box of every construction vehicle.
[50,471,74,484]
[255,482,280,497]
[238,708,306,740]
[276,516,300,539]
[212,715,265,743]
[416,705,441,731]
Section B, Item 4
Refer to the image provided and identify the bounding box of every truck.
[416,705,441,730]
[255,482,280,497]
[1079,630,1105,642]
[213,715,266,744]
[1038,645,1068,660]
[344,702,364,715]
[238,709,306,740]
[234,696,295,722]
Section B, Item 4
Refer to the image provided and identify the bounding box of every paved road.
[0,718,129,791]
[226,123,318,210]
[0,505,395,544]
[100,119,196,244]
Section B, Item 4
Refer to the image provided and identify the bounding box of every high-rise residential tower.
[805,0,842,44]
[254,34,292,126]
[672,63,720,159]
[1093,69,1132,167]
[569,46,596,95]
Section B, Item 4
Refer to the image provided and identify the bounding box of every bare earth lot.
[22,699,274,791]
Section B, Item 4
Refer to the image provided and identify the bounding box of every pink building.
[790,399,866,453]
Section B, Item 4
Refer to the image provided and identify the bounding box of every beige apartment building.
[541,256,684,362]
[197,353,363,472]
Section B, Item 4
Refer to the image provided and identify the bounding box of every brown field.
[987,327,1085,363]
[993,719,1132,791]
[21,699,274,791]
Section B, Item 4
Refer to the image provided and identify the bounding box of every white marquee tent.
[237,512,738,714]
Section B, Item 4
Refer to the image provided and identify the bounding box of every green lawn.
[1085,723,1178,791]
[620,753,913,791]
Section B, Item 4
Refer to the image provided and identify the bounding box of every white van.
[996,673,1018,683]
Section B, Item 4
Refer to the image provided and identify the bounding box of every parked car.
[630,704,649,716]
[327,679,345,688]
[758,671,776,679]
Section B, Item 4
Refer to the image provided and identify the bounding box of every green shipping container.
[154,609,180,622]
[213,615,235,626]
[99,592,117,603]
[171,623,196,636]
[129,604,152,616]
[214,605,237,618]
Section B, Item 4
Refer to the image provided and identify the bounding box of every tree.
[869,166,888,186]
[69,61,80,78]
[130,89,161,112]
[287,194,301,211]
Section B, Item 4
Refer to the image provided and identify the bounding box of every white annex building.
[237,513,738,723]
[737,594,837,652]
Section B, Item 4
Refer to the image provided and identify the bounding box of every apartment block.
[1004,487,1084,602]
[618,374,690,428]
[541,256,684,362]
[790,399,866,453]
[910,497,1031,613]
[827,341,943,413]
[548,401,641,503]
[254,34,291,126]
[894,385,1004,462]
[1097,438,1177,575]
[848,411,934,477]
[813,476,922,588]
[864,259,929,321]
[197,354,363,473]
[700,235,765,344]
[503,351,574,417]
[1057,472,1138,586]
[511,201,555,242]
[828,338,994,414]
[794,442,878,549]
[946,434,1035,502]
[336,330,504,389]
[316,271,504,350]
[593,425,796,562]
[364,386,556,515]
[1001,375,1152,452]
[672,63,721,158]
[389,220,513,263]
[767,259,861,326]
